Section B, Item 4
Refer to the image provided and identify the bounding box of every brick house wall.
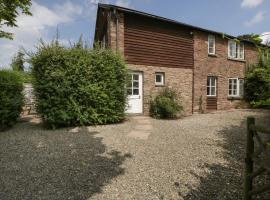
[108,12,193,115]
[193,30,258,113]
[99,6,259,115]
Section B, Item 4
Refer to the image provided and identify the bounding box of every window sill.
[155,84,165,87]
[227,57,246,62]
[227,96,244,100]
[208,54,217,57]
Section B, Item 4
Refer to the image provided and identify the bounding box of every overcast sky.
[0,0,270,68]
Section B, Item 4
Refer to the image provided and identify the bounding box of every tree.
[0,0,32,39]
[237,34,262,45]
[245,53,270,108]
[11,51,25,72]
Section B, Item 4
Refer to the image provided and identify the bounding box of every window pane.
[155,73,164,85]
[240,44,244,59]
[133,81,139,88]
[239,79,244,97]
[207,77,210,86]
[229,41,236,58]
[208,35,215,54]
[211,77,216,86]
[207,87,210,95]
[133,89,139,95]
[156,74,162,83]
[211,86,216,96]
[133,74,139,81]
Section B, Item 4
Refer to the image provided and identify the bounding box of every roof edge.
[98,3,257,45]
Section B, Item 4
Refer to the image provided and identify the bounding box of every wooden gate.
[244,117,270,200]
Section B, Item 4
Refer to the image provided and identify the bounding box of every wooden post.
[244,117,255,200]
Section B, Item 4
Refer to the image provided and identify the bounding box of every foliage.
[31,41,127,128]
[11,50,25,71]
[0,70,24,131]
[245,53,270,108]
[237,34,262,45]
[0,0,32,39]
[150,88,183,119]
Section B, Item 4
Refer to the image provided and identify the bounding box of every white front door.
[126,72,143,114]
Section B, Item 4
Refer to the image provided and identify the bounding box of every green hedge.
[150,88,183,119]
[0,70,24,130]
[31,43,127,128]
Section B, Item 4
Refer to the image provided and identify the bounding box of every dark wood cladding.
[124,13,194,68]
[206,97,217,110]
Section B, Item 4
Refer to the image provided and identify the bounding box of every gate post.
[244,117,255,200]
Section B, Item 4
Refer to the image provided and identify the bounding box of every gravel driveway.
[0,109,269,200]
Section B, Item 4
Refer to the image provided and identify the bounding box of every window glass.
[208,35,215,54]
[133,81,139,88]
[133,74,139,81]
[155,72,164,86]
[228,78,244,97]
[133,89,139,95]
[127,73,140,96]
[228,40,244,60]
[207,76,216,96]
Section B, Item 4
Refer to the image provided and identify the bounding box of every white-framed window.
[155,72,165,86]
[228,40,244,60]
[207,76,217,96]
[228,78,244,97]
[208,35,215,55]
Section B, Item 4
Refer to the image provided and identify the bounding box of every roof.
[97,3,255,44]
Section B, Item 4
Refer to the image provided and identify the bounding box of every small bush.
[150,88,183,119]
[0,70,24,130]
[31,42,127,128]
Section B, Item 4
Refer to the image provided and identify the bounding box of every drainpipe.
[113,8,119,52]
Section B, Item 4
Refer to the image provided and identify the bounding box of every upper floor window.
[208,35,215,55]
[228,78,244,97]
[228,40,244,60]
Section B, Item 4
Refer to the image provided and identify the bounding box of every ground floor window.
[207,76,217,96]
[228,78,244,97]
[155,72,165,86]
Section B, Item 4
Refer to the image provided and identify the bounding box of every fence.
[244,117,270,200]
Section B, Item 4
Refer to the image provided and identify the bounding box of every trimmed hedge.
[0,70,24,130]
[150,88,183,119]
[31,43,127,128]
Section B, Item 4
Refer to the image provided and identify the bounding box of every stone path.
[127,116,152,140]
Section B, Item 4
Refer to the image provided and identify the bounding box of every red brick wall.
[106,11,259,115]
[193,30,258,113]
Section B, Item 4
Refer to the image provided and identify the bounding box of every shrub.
[245,55,270,108]
[150,88,183,119]
[31,42,127,128]
[0,70,24,130]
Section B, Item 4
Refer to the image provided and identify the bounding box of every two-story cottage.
[94,4,258,115]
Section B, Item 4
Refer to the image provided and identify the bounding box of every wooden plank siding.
[124,13,194,68]
[206,97,217,110]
